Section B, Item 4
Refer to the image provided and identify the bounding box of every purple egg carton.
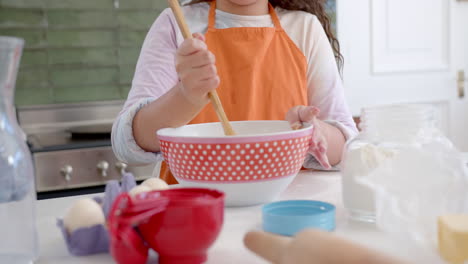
[57,173,137,256]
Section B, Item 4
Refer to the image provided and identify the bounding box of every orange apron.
[160,1,308,184]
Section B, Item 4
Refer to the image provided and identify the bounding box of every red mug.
[109,188,225,264]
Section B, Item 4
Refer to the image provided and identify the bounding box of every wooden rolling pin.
[167,0,236,136]
[244,230,409,264]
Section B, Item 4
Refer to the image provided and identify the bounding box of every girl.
[112,0,358,183]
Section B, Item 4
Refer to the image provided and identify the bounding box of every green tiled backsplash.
[0,0,166,106]
[1,0,336,106]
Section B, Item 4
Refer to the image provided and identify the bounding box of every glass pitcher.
[0,36,38,263]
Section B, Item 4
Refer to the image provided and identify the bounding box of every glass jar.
[0,36,38,263]
[341,104,448,223]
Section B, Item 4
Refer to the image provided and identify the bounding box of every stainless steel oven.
[17,101,155,197]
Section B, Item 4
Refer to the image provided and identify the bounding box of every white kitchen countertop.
[36,170,436,264]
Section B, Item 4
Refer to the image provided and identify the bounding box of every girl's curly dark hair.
[187,0,343,71]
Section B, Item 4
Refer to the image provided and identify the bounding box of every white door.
[337,0,468,150]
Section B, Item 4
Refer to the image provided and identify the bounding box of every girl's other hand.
[175,33,220,107]
[286,105,332,169]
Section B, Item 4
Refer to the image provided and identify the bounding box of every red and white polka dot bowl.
[157,121,313,207]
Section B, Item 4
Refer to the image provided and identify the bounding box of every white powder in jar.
[341,143,395,222]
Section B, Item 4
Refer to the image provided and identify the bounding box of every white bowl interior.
[158,120,309,138]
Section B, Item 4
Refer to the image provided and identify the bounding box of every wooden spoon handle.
[167,0,236,136]
[167,0,192,39]
[208,91,236,135]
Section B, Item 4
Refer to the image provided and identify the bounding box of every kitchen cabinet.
[338,0,468,150]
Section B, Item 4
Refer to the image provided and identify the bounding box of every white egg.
[141,178,169,191]
[63,198,105,234]
[128,185,151,197]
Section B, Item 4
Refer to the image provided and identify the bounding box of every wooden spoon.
[167,0,236,136]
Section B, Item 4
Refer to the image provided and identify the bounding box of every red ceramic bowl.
[138,189,224,264]
[157,121,313,206]
[109,188,225,264]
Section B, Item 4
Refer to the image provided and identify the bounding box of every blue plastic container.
[262,200,335,236]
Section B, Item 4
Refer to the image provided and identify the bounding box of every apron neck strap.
[208,1,283,30]
[267,3,282,30]
[208,1,217,29]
